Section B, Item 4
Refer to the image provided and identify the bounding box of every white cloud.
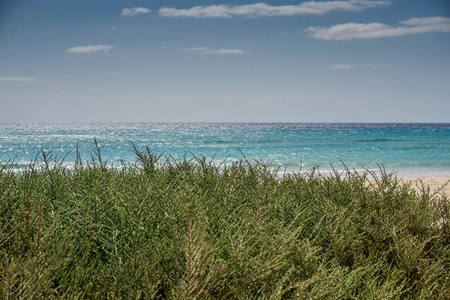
[159,0,390,18]
[109,27,118,31]
[305,16,450,40]
[400,16,450,26]
[121,7,151,16]
[328,64,356,70]
[0,62,5,64]
[186,47,209,51]
[185,47,251,55]
[0,77,35,82]
[66,45,113,54]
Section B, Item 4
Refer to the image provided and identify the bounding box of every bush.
[1,145,449,299]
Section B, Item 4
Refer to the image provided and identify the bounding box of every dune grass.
[1,143,450,299]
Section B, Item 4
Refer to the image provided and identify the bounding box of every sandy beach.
[399,177,450,196]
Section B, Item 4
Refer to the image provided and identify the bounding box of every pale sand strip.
[397,177,450,196]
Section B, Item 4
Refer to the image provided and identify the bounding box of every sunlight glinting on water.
[1,123,449,177]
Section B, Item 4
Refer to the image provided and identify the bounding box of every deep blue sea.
[1,123,449,177]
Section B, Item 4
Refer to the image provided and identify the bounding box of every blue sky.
[1,0,449,122]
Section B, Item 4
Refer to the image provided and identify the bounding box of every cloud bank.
[185,47,251,55]
[121,7,151,16]
[306,16,450,40]
[159,0,390,18]
[66,45,114,54]
[0,77,35,82]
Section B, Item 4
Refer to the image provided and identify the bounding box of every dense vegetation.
[1,143,450,299]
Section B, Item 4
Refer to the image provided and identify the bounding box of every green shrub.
[0,145,449,299]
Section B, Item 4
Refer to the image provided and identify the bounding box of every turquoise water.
[1,123,449,177]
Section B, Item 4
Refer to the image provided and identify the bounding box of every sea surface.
[1,123,449,177]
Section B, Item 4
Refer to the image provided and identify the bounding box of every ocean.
[1,123,449,177]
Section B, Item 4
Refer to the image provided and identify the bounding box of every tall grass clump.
[1,143,449,299]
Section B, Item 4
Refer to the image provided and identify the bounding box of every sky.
[0,0,449,122]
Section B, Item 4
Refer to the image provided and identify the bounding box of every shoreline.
[2,160,449,195]
[397,177,450,196]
